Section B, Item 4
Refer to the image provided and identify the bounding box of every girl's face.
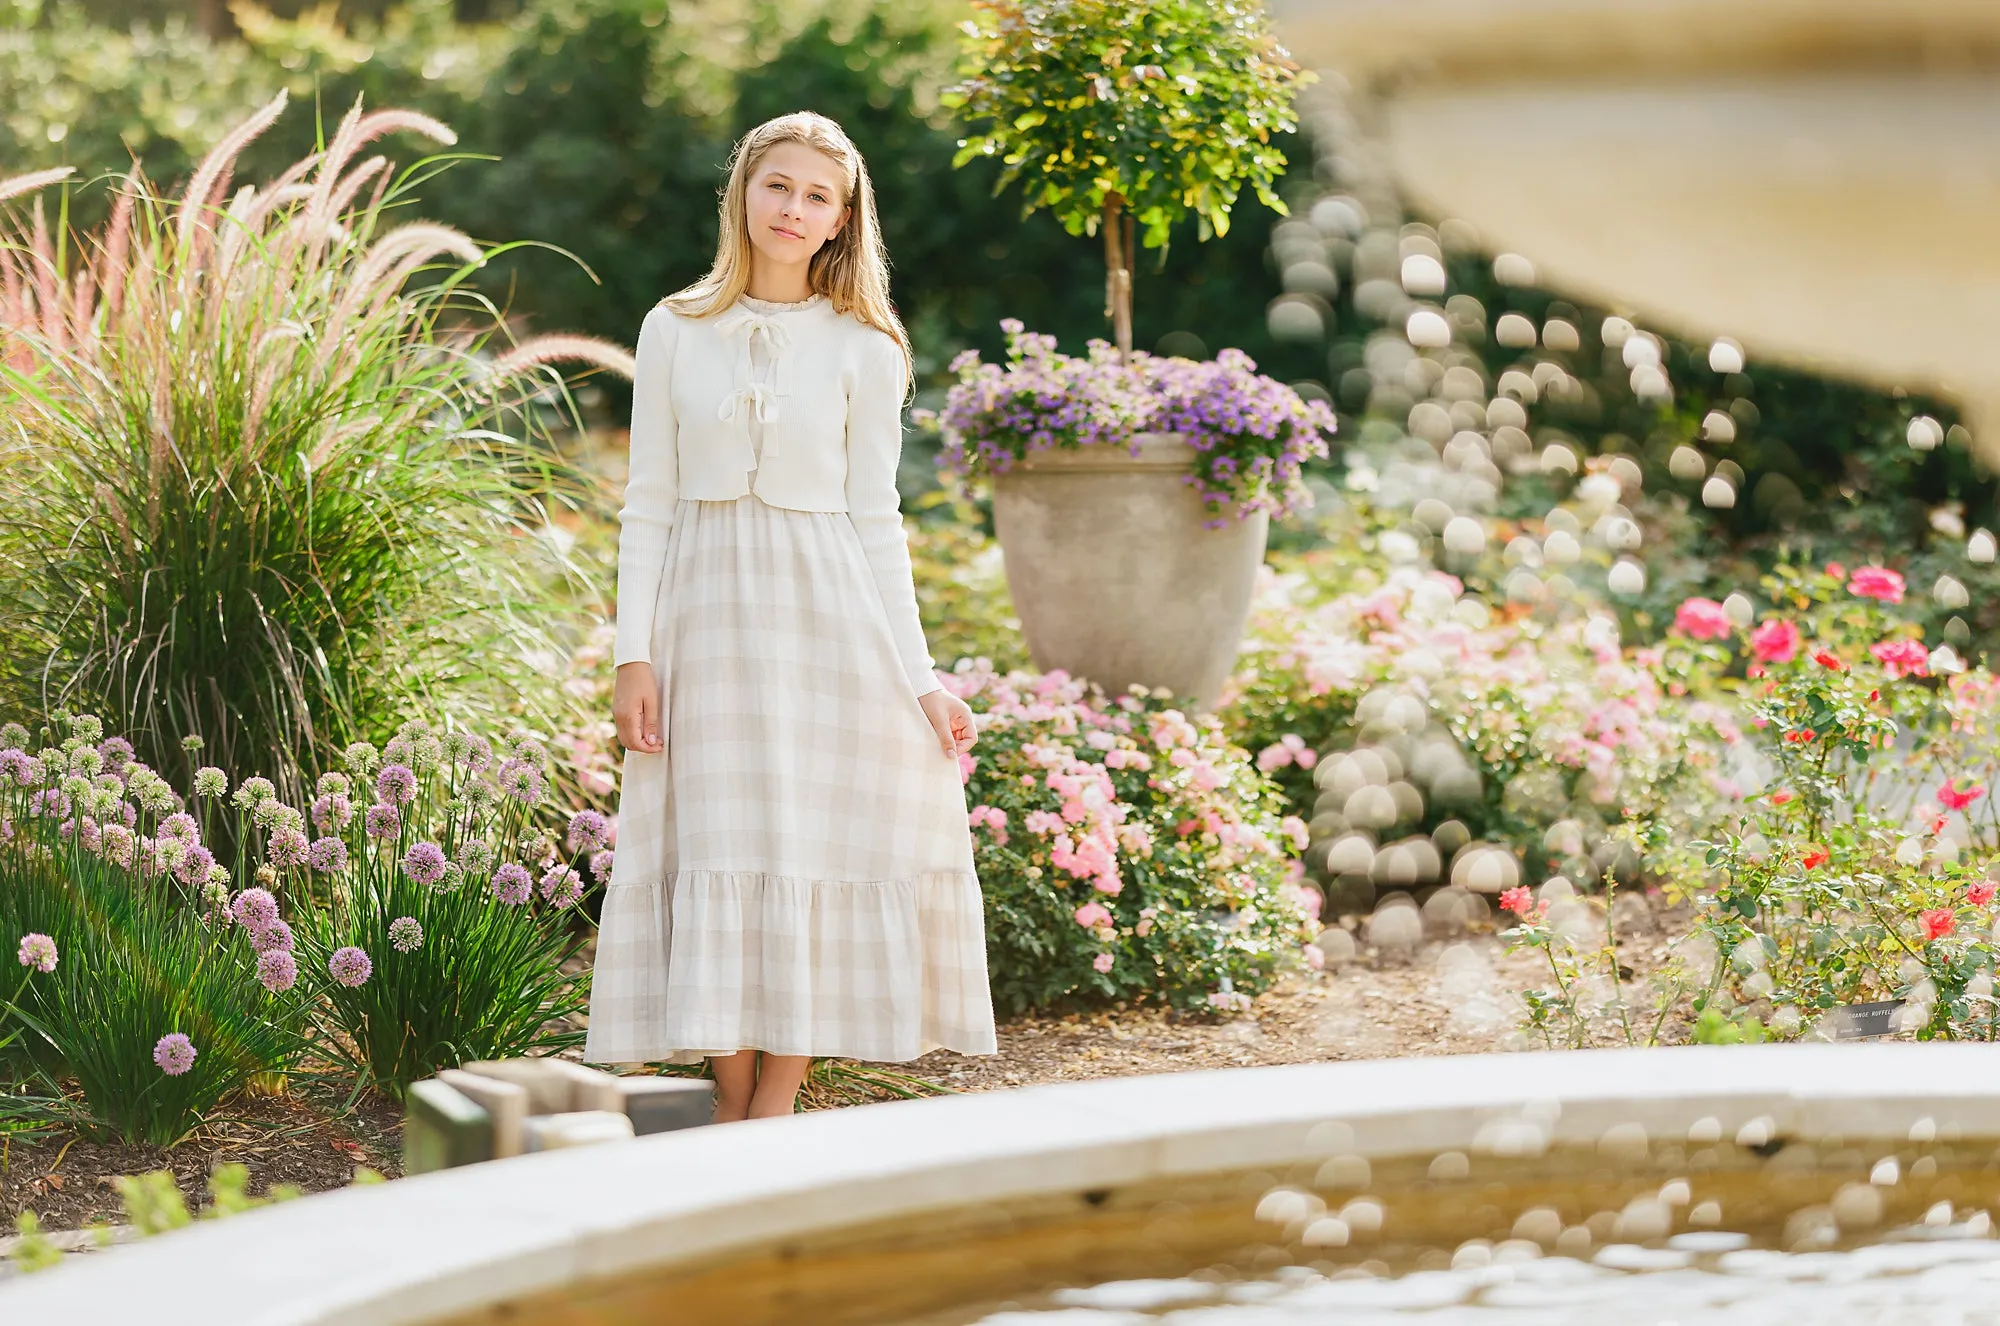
[744,142,851,267]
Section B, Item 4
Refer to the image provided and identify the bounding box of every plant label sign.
[1827,999,1904,1041]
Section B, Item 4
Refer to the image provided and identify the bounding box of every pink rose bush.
[942,660,1317,1015]
[1673,561,2000,1043]
[0,711,601,1143]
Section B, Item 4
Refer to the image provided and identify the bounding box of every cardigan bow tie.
[712,307,795,476]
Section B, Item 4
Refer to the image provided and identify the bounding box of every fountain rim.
[1273,0,2000,86]
[8,1043,2000,1323]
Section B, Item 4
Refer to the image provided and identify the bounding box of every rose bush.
[943,660,1319,1015]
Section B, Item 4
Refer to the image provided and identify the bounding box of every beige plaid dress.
[583,302,996,1067]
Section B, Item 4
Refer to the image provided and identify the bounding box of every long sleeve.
[845,330,942,698]
[612,305,680,667]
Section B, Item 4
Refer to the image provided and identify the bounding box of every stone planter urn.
[989,432,1268,713]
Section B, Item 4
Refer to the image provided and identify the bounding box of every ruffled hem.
[582,868,999,1065]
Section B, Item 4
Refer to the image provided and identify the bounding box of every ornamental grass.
[0,89,633,804]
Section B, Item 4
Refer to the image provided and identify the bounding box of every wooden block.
[404,1078,491,1175]
[544,1058,624,1113]
[617,1077,714,1135]
[458,1059,572,1114]
[522,1110,635,1153]
[440,1068,529,1159]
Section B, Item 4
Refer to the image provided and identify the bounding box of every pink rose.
[1847,566,1906,604]
[1749,618,1800,664]
[1072,902,1112,929]
[1673,597,1732,641]
[1092,952,1114,973]
[1939,778,1986,812]
[1870,638,1929,679]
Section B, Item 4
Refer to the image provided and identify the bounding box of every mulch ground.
[0,1080,403,1237]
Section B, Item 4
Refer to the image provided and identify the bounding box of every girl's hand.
[613,661,664,753]
[918,688,977,760]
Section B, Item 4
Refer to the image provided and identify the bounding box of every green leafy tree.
[941,0,1310,358]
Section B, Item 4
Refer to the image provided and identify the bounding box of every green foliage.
[940,0,1305,251]
[0,91,609,799]
[7,1211,61,1273]
[289,719,592,1091]
[0,0,1330,409]
[0,720,310,1146]
[906,488,1031,675]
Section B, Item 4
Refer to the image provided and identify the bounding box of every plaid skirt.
[582,493,998,1065]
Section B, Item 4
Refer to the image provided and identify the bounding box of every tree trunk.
[1102,192,1133,362]
[193,0,238,41]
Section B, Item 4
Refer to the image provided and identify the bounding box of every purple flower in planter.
[327,946,372,988]
[256,949,298,994]
[16,932,57,973]
[489,862,532,906]
[153,1033,197,1076]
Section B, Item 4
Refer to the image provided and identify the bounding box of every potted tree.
[934,0,1329,710]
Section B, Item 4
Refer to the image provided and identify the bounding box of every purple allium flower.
[0,749,31,785]
[96,735,134,769]
[490,862,532,906]
[327,945,372,988]
[66,745,103,778]
[267,826,309,870]
[191,766,227,799]
[201,879,231,917]
[256,948,297,993]
[158,811,199,843]
[231,776,276,811]
[402,841,447,888]
[230,887,279,932]
[153,1032,197,1076]
[77,816,102,853]
[316,772,351,800]
[566,810,610,853]
[342,742,380,779]
[251,918,294,954]
[588,848,614,881]
[388,916,423,953]
[495,760,545,806]
[375,763,417,806]
[539,864,583,908]
[456,837,494,876]
[311,793,354,833]
[101,823,135,867]
[364,802,401,841]
[175,843,216,886]
[30,788,69,819]
[16,932,57,973]
[308,836,348,874]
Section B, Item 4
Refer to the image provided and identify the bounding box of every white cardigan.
[612,293,942,698]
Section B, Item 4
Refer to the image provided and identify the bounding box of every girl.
[582,111,998,1120]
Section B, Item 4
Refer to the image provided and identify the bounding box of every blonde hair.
[663,111,912,395]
